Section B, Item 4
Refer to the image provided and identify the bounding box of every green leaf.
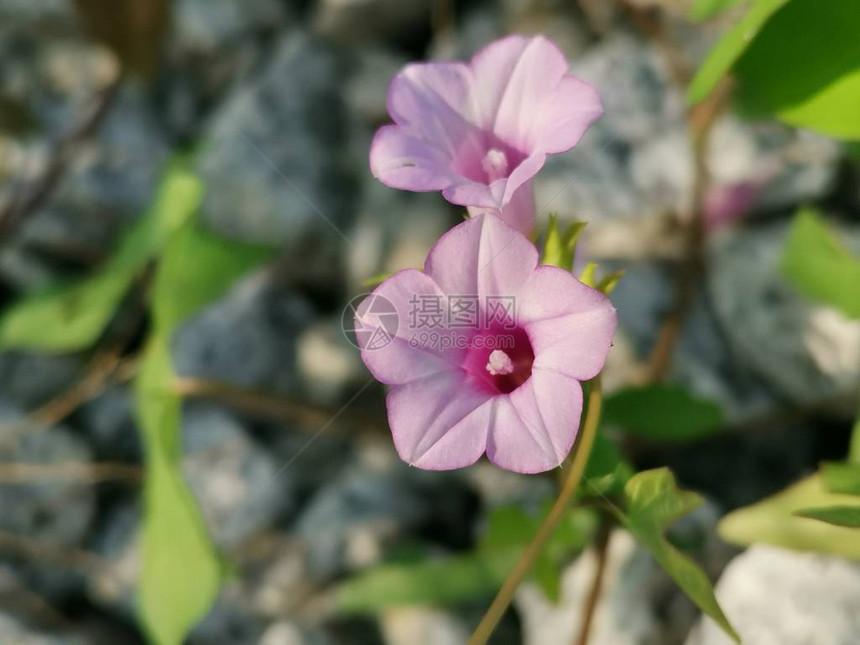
[135,339,222,645]
[619,469,739,643]
[731,0,860,139]
[0,271,135,352]
[719,474,860,559]
[821,462,860,496]
[780,208,860,319]
[0,159,203,352]
[581,433,633,498]
[689,0,748,21]
[151,220,272,332]
[135,180,271,644]
[794,506,860,528]
[603,384,725,441]
[688,0,790,104]
[541,215,586,271]
[335,548,522,614]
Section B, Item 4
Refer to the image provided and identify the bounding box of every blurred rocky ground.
[0,0,858,643]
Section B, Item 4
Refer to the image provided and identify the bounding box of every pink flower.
[369,35,603,233]
[354,214,617,473]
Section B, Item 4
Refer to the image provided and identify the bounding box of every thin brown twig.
[645,78,734,383]
[0,67,122,241]
[0,349,127,447]
[0,529,104,573]
[173,376,383,434]
[573,7,734,642]
[573,515,612,645]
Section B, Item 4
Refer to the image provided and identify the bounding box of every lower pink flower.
[354,214,617,474]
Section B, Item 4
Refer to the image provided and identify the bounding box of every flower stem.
[468,376,604,645]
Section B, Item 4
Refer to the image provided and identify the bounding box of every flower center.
[463,326,535,395]
[486,349,514,376]
[481,148,509,181]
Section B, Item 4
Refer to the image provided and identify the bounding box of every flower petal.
[387,372,493,469]
[486,371,583,473]
[387,62,486,163]
[472,36,568,151]
[424,214,538,302]
[370,125,458,192]
[534,75,603,155]
[518,266,618,380]
[355,269,464,386]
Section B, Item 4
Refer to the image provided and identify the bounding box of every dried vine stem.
[0,67,121,241]
[468,377,604,645]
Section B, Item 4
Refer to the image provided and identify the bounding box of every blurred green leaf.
[689,0,748,21]
[688,0,790,103]
[335,548,521,614]
[603,384,724,441]
[731,0,860,139]
[619,469,739,643]
[136,173,271,645]
[582,433,633,497]
[794,506,860,528]
[0,160,203,352]
[0,271,134,353]
[821,462,860,496]
[480,504,595,603]
[151,220,272,332]
[135,339,222,645]
[719,474,860,559]
[780,208,860,319]
[541,215,586,272]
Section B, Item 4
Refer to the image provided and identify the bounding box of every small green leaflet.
[687,0,790,104]
[719,474,860,560]
[540,215,586,272]
[603,384,724,441]
[780,208,860,319]
[794,506,860,528]
[0,161,202,352]
[617,469,740,643]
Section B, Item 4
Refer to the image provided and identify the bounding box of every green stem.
[468,376,604,645]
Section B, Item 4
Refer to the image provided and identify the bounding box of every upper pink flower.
[354,214,617,474]
[369,35,603,232]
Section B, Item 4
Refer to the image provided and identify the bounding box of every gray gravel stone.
[686,546,860,645]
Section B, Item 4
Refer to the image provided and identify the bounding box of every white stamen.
[486,349,515,376]
[481,148,509,181]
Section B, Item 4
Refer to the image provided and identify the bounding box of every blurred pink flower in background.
[369,35,603,233]
[354,214,616,473]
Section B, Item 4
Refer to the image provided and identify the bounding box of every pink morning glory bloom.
[354,214,617,474]
[369,35,603,233]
